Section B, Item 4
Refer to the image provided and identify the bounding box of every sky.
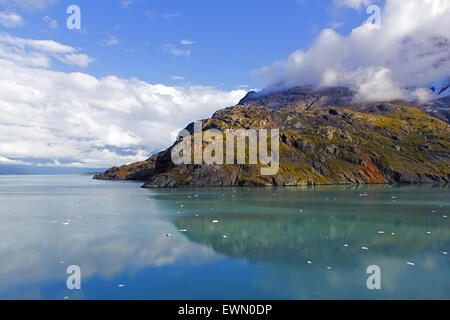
[0,0,449,169]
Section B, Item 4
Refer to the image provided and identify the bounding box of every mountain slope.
[94,86,450,187]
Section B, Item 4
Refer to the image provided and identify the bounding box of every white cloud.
[162,12,181,20]
[0,156,29,165]
[0,11,22,27]
[42,15,58,29]
[171,75,185,81]
[120,0,135,8]
[0,33,93,67]
[255,0,450,102]
[100,35,120,47]
[334,0,376,9]
[59,53,93,67]
[0,35,246,168]
[180,39,195,45]
[163,43,191,57]
[0,0,58,11]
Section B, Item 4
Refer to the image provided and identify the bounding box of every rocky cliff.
[94,86,450,187]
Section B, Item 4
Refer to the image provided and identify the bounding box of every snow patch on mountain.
[430,77,450,99]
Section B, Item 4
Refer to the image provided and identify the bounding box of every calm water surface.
[0,175,448,300]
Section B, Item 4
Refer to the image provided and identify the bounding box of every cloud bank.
[256,0,450,102]
[0,34,246,168]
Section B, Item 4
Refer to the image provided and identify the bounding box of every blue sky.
[3,0,368,90]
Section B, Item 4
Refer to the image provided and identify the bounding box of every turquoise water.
[0,175,448,300]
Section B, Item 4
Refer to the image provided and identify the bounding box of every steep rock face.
[94,86,450,188]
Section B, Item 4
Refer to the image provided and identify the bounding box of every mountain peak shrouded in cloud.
[256,0,450,102]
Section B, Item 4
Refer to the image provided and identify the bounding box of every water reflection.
[0,176,448,299]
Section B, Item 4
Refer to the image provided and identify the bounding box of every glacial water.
[0,175,448,300]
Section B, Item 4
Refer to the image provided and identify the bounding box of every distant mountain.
[94,85,450,187]
[0,166,37,175]
[430,77,450,99]
[422,77,450,123]
[0,165,106,175]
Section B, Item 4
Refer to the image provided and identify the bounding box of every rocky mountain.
[93,154,158,181]
[421,77,450,123]
[94,86,450,187]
